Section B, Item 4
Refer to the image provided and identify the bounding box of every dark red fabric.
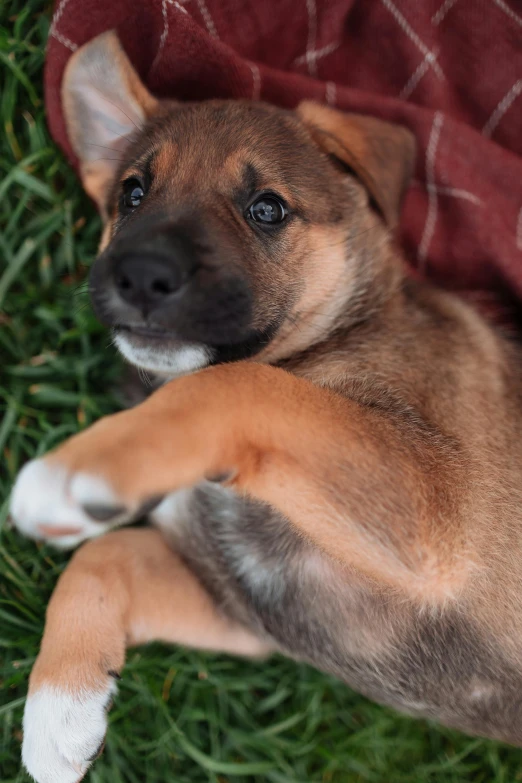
[45,0,522,318]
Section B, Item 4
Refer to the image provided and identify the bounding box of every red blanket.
[45,0,522,320]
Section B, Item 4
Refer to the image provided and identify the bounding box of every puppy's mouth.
[113,325,213,377]
[117,324,176,340]
[112,319,281,376]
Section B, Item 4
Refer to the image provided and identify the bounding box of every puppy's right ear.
[62,31,159,217]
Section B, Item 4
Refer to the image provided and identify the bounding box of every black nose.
[115,256,183,312]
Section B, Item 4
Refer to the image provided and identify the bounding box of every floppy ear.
[62,30,159,216]
[297,102,415,229]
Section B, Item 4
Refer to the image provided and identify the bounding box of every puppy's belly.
[149,482,357,644]
[148,484,414,692]
[150,483,294,636]
[150,483,522,746]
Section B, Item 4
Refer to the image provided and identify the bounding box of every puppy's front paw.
[22,681,116,783]
[10,458,132,549]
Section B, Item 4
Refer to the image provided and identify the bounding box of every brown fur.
[14,31,522,774]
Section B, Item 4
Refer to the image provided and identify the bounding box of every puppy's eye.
[247,194,287,226]
[122,179,145,210]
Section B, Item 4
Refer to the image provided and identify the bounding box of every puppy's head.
[63,31,415,375]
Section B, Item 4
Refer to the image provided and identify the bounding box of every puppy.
[11,30,522,783]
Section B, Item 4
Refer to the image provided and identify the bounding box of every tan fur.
[30,528,269,694]
[46,361,470,601]
[297,101,415,227]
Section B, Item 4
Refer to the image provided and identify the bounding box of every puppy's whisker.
[73,283,90,295]
[73,303,92,315]
[349,221,383,241]
[138,367,153,387]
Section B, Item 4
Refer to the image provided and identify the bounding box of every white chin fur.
[113,332,212,376]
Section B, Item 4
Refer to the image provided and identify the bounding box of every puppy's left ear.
[297,102,415,229]
[62,30,160,217]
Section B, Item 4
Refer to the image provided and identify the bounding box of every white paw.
[10,459,129,549]
[22,682,116,783]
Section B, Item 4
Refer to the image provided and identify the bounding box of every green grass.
[1,2,522,781]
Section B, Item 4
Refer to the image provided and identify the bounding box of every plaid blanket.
[45,0,522,320]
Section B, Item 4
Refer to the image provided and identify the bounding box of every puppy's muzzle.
[90,215,262,355]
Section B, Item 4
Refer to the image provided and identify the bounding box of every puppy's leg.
[12,362,468,599]
[22,527,270,783]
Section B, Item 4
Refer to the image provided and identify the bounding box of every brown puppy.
[11,30,522,783]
